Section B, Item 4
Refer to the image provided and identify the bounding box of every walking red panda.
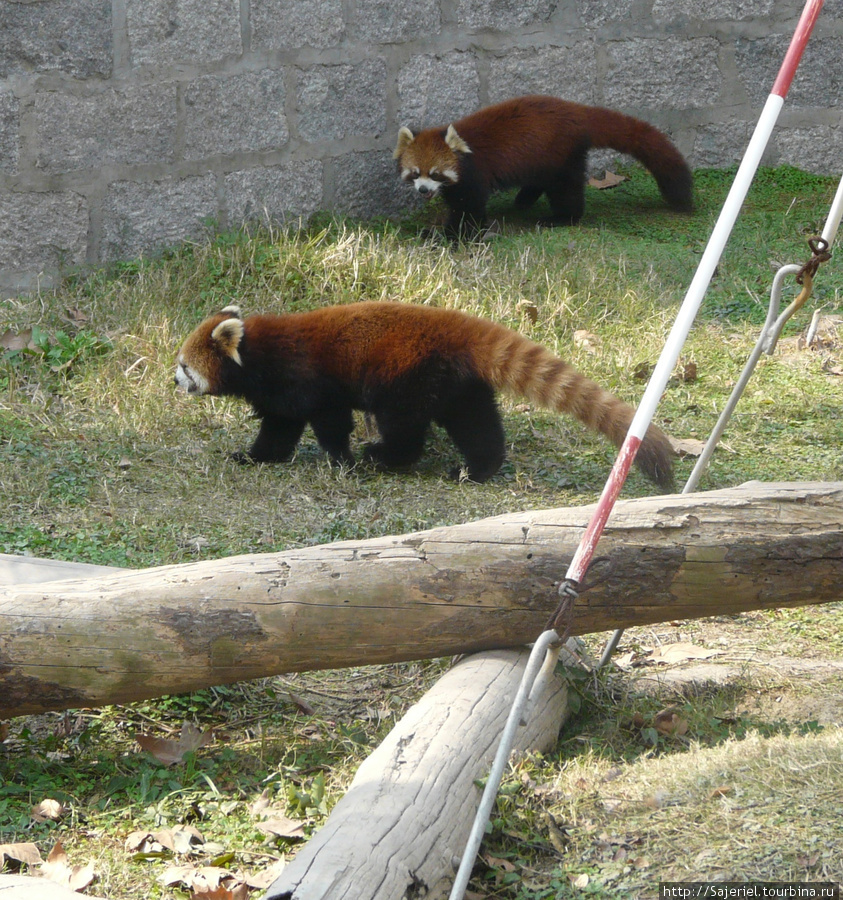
[394,95,693,239]
[175,301,675,489]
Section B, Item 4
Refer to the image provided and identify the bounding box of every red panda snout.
[175,359,210,395]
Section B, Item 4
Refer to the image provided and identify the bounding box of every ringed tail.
[478,326,675,490]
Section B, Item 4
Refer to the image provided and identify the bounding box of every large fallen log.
[2,481,842,718]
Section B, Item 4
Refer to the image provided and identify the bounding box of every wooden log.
[0,553,123,585]
[0,875,107,900]
[2,481,842,717]
[263,647,571,900]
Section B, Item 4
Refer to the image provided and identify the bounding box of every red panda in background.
[175,301,675,489]
[394,95,693,239]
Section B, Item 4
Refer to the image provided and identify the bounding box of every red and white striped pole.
[564,0,825,589]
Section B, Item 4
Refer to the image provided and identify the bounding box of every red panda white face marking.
[175,357,210,395]
[394,124,470,197]
[174,307,244,396]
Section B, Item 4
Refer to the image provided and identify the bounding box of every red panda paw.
[230,450,258,465]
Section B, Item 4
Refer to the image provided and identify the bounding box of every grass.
[1,164,843,897]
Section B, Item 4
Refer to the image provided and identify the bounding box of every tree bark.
[2,481,842,718]
[264,647,571,900]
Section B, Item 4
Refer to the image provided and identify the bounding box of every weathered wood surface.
[264,647,571,900]
[2,481,842,717]
[0,554,122,586]
[0,875,108,899]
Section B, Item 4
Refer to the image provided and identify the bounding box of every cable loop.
[796,236,831,285]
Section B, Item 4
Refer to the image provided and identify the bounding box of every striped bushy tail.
[479,326,675,490]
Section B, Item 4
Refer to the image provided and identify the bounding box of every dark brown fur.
[394,95,693,238]
[175,301,674,488]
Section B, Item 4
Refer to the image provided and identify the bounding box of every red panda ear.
[211,318,245,366]
[445,124,471,155]
[220,304,242,319]
[394,126,415,158]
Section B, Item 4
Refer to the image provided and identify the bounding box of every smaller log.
[264,648,572,900]
[0,554,123,585]
[0,875,107,900]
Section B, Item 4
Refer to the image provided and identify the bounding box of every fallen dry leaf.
[160,864,251,898]
[244,858,286,890]
[647,642,721,665]
[588,170,627,190]
[653,707,690,736]
[633,361,654,381]
[573,329,600,354]
[248,790,272,817]
[679,361,698,382]
[136,722,213,765]
[256,816,306,841]
[518,300,539,324]
[41,840,96,892]
[31,799,66,823]
[126,824,205,856]
[668,435,707,457]
[0,842,42,868]
[287,692,315,715]
[191,884,251,899]
[708,785,734,799]
[612,650,635,669]
[0,328,36,352]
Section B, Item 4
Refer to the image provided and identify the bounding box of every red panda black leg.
[539,141,590,226]
[362,413,429,472]
[436,383,506,483]
[514,186,544,209]
[236,415,306,463]
[442,179,489,241]
[309,408,356,467]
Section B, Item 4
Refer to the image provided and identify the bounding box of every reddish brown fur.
[395,95,693,238]
[176,301,674,488]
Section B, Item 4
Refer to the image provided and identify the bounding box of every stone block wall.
[0,0,840,293]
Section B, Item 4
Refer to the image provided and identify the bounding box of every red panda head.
[393,124,471,198]
[175,305,244,396]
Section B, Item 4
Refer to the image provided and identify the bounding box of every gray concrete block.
[331,150,411,219]
[736,36,843,108]
[652,0,775,23]
[775,126,842,175]
[33,84,177,174]
[352,0,441,42]
[126,0,241,67]
[184,71,289,161]
[456,0,556,30]
[604,37,721,109]
[396,52,481,128]
[488,45,598,105]
[693,121,756,168]
[0,0,111,79]
[251,0,344,51]
[224,161,324,225]
[0,191,87,279]
[296,61,387,142]
[575,0,637,28]
[0,89,19,174]
[101,175,217,261]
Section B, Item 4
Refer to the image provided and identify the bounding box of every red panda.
[394,95,693,239]
[175,301,675,489]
